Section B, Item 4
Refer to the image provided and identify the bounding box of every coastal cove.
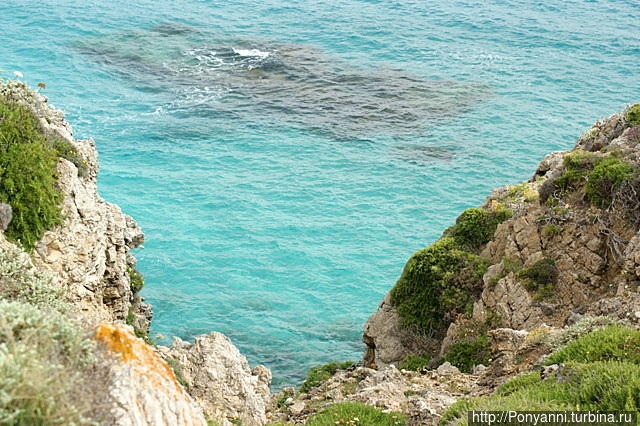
[2,0,639,389]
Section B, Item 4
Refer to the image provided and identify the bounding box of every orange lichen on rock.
[95,323,178,387]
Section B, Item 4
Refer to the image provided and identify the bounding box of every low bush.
[399,354,431,371]
[441,325,640,425]
[442,334,491,373]
[545,325,640,365]
[517,258,558,300]
[0,246,67,312]
[553,151,600,191]
[447,208,512,251]
[390,238,489,334]
[625,103,640,127]
[300,361,355,393]
[546,316,629,351]
[49,136,88,177]
[128,267,144,294]
[306,402,406,426]
[584,157,634,207]
[0,300,97,425]
[0,97,63,251]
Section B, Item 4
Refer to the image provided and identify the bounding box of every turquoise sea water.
[2,0,639,388]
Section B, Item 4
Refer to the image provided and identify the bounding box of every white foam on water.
[232,48,270,58]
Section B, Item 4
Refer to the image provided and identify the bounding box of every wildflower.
[13,70,23,78]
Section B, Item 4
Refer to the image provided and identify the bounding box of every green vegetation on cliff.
[446,207,512,251]
[389,206,510,334]
[549,150,635,208]
[306,402,406,426]
[300,361,355,393]
[440,325,640,425]
[0,98,63,251]
[0,83,89,251]
[625,103,640,127]
[390,237,489,334]
[0,247,111,425]
[442,334,491,373]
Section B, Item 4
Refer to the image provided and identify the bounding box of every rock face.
[0,204,11,231]
[363,105,640,369]
[96,323,207,426]
[158,333,272,426]
[0,82,272,425]
[1,80,146,325]
[363,293,438,368]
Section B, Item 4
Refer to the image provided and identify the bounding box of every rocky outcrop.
[96,323,207,426]
[158,333,272,426]
[272,364,478,426]
[0,81,272,425]
[363,293,439,368]
[363,104,640,371]
[0,80,147,325]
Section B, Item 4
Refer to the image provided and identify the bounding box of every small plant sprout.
[13,70,24,79]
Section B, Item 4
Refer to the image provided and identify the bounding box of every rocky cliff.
[0,80,271,426]
[364,104,640,370]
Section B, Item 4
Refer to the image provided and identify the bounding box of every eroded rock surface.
[158,333,272,426]
[96,323,207,426]
[1,80,147,325]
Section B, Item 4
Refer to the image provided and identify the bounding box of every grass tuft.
[306,402,406,426]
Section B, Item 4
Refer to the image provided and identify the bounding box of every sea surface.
[2,0,639,388]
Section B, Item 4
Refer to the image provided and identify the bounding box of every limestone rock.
[0,203,11,231]
[95,323,207,426]
[363,293,439,368]
[436,362,460,376]
[158,332,272,426]
[0,81,147,325]
[272,364,478,425]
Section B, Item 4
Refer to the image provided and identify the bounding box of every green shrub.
[442,334,491,373]
[542,224,562,237]
[0,98,63,251]
[0,300,97,425]
[399,354,431,371]
[554,151,599,191]
[300,361,355,393]
[0,246,67,312]
[625,103,640,127]
[546,316,628,351]
[545,325,640,365]
[448,208,512,251]
[128,267,144,294]
[440,361,640,425]
[584,157,634,207]
[306,402,406,426]
[390,238,489,334]
[49,136,88,178]
[517,258,558,299]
